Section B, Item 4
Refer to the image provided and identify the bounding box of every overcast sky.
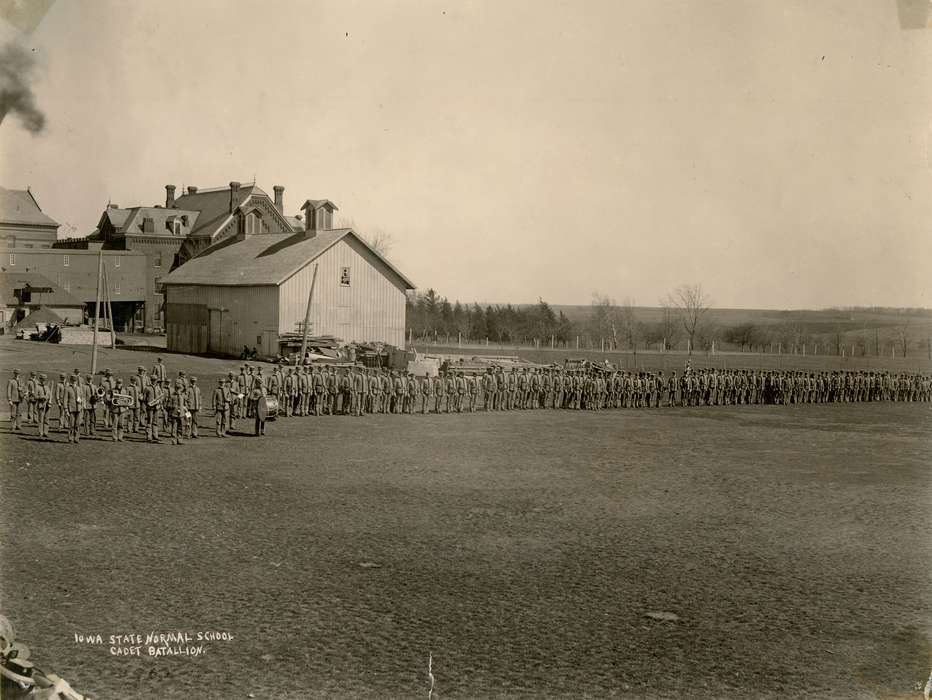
[1,0,930,309]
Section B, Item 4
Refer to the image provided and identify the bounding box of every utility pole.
[297,264,319,366]
[90,247,103,375]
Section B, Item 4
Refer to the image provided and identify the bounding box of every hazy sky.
[2,0,931,309]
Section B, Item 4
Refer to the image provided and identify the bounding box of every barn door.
[208,310,222,353]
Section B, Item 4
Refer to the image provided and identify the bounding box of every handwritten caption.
[73,631,234,657]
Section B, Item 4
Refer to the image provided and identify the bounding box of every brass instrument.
[111,393,134,408]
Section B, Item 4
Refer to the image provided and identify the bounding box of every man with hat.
[6,369,23,431]
[100,368,115,427]
[110,377,129,442]
[33,373,51,438]
[81,373,96,435]
[135,366,150,429]
[54,372,68,432]
[143,377,164,443]
[250,370,268,435]
[213,377,230,437]
[127,374,141,433]
[151,356,167,384]
[186,376,202,438]
[64,373,83,443]
[236,366,249,418]
[25,370,38,424]
[167,378,188,444]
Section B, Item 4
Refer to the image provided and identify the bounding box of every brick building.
[0,186,60,249]
[65,182,303,330]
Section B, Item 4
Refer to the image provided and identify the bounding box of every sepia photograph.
[1,1,930,697]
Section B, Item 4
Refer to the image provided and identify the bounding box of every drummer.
[250,371,268,436]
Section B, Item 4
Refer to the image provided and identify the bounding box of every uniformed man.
[100,369,115,427]
[151,357,168,384]
[33,373,51,438]
[64,374,83,444]
[143,378,164,443]
[406,372,419,414]
[109,377,128,442]
[82,374,97,435]
[54,372,68,431]
[213,377,229,437]
[168,378,188,444]
[251,371,268,435]
[186,377,202,438]
[25,370,38,424]
[7,369,23,431]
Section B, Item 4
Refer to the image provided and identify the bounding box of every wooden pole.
[90,247,103,375]
[297,263,319,366]
[103,265,115,348]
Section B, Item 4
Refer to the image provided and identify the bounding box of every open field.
[1,342,930,698]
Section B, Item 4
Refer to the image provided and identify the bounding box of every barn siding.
[278,237,406,346]
[166,284,279,356]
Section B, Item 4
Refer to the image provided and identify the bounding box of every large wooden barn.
[160,201,414,356]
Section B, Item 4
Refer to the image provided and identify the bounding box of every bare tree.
[896,319,910,357]
[365,229,395,257]
[662,283,712,355]
[335,216,395,257]
[618,297,640,351]
[590,292,620,349]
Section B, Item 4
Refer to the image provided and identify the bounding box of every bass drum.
[256,396,279,421]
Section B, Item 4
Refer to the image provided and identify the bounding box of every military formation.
[4,357,272,444]
[5,359,930,443]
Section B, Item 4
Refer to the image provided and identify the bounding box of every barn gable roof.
[0,187,59,228]
[159,229,415,289]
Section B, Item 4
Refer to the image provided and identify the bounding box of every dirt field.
[1,341,930,698]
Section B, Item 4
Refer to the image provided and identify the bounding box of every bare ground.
[0,342,930,698]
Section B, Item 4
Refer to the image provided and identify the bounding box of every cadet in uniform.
[7,369,23,431]
[109,378,128,442]
[65,374,83,443]
[187,377,202,438]
[33,373,51,438]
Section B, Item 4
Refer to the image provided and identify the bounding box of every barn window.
[63,254,69,267]
[340,267,351,286]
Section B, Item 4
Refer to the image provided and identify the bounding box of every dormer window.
[245,211,265,235]
[174,221,182,236]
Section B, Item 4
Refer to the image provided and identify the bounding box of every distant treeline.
[406,289,932,358]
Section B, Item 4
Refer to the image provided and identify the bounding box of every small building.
[160,205,415,356]
[0,272,85,331]
[0,186,60,249]
[1,244,147,331]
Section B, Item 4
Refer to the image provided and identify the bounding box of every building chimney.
[187,186,198,195]
[165,184,176,208]
[229,181,241,213]
[273,185,284,213]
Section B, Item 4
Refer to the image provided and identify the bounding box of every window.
[154,252,162,268]
[9,253,14,266]
[340,266,351,286]
[23,244,33,249]
[173,221,182,236]
[63,254,69,267]
[114,282,120,295]
[115,255,121,268]
[63,280,71,292]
